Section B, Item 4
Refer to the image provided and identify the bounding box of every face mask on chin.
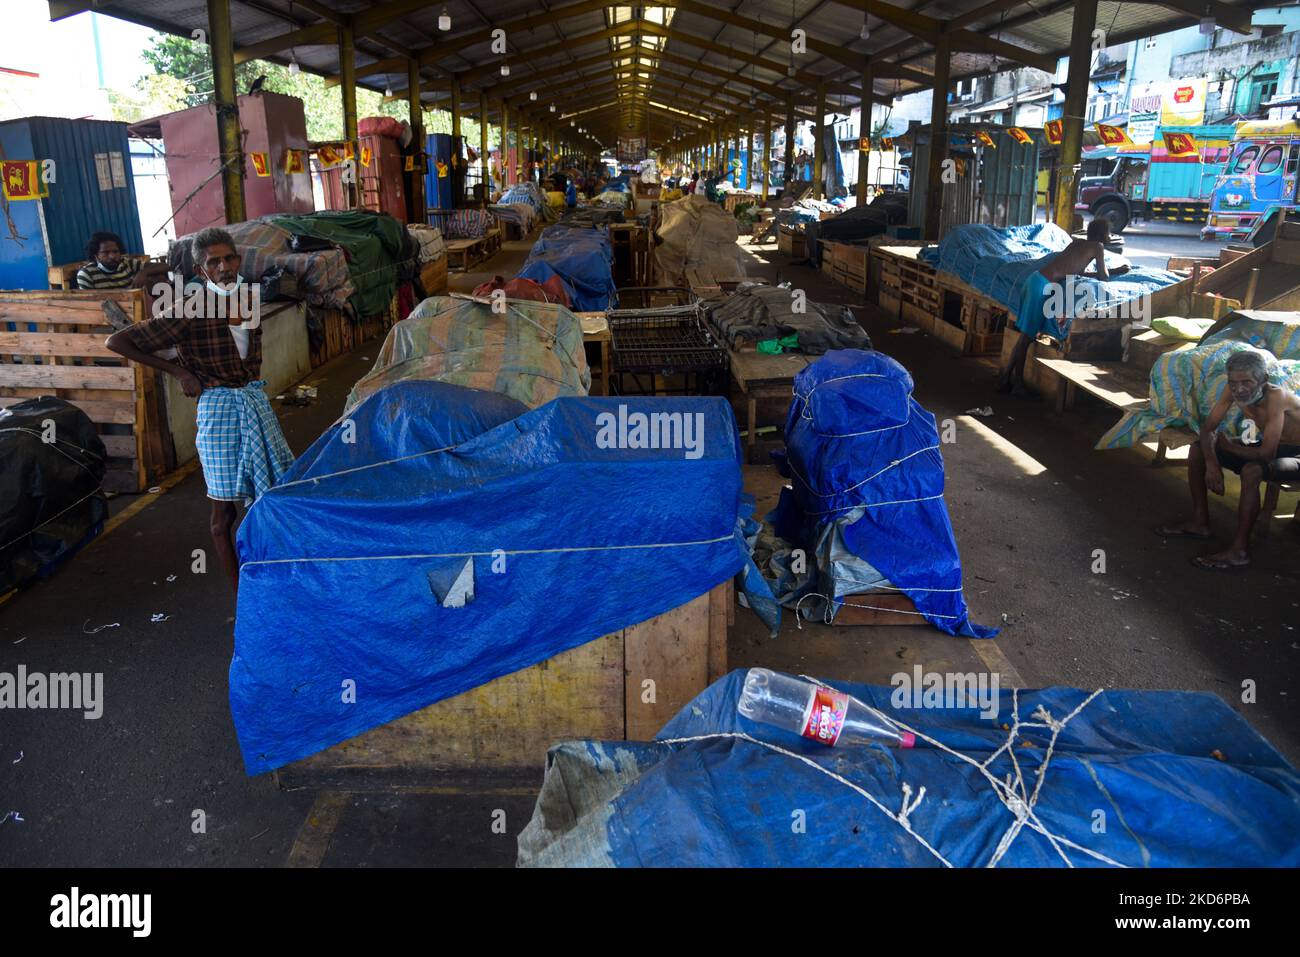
[204,274,243,297]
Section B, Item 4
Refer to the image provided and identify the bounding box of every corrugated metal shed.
[0,116,144,290]
[54,0,1272,150]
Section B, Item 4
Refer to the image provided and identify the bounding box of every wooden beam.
[923,30,950,239]
[208,0,245,224]
[1145,0,1253,36]
[235,22,335,65]
[1054,0,1098,231]
[949,33,1056,73]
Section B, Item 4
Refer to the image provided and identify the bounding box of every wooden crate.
[275,581,732,788]
[419,255,448,297]
[0,289,170,492]
[777,225,807,259]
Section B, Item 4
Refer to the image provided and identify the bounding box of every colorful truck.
[1202,120,1300,241]
[1075,124,1235,232]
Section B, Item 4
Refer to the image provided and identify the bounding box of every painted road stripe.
[93,460,200,543]
[971,637,1027,688]
[286,790,350,868]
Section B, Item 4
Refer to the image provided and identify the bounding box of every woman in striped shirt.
[75,231,142,290]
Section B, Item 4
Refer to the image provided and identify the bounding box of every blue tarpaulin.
[230,385,747,774]
[516,224,618,312]
[768,350,995,638]
[918,223,1181,338]
[517,670,1300,867]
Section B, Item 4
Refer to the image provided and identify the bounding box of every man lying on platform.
[998,218,1121,396]
[1157,348,1300,570]
[104,227,294,599]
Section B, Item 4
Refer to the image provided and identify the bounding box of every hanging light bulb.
[550,103,556,112]
[1199,16,1216,35]
[501,63,510,76]
[288,51,300,76]
[570,119,575,126]
[384,84,393,98]
[529,91,537,101]
[860,15,871,41]
[438,7,451,31]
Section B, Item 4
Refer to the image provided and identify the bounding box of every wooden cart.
[275,580,733,789]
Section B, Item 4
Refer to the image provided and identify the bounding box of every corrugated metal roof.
[57,0,1271,148]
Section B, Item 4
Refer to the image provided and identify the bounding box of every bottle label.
[802,686,849,746]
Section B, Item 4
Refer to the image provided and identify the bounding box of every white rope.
[658,730,954,868]
[239,531,736,569]
[786,443,942,501]
[664,676,1122,868]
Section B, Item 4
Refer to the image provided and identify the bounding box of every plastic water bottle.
[738,668,915,748]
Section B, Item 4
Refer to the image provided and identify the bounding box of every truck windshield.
[1082,158,1116,177]
[1231,145,1259,173]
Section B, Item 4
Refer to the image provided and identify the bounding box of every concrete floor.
[1,227,1295,867]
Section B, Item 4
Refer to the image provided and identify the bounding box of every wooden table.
[576,311,612,395]
[445,237,487,272]
[728,349,810,448]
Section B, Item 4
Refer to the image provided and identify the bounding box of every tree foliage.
[135,32,490,145]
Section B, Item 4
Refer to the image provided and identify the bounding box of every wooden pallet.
[275,581,732,788]
[47,256,155,291]
[0,289,170,492]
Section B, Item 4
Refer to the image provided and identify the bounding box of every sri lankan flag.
[284,149,306,174]
[360,146,373,168]
[404,155,416,172]
[249,152,271,177]
[1162,131,1198,158]
[2,161,48,201]
[317,145,343,169]
[1007,127,1032,145]
[1096,123,1132,146]
[975,130,996,148]
[1044,119,1063,145]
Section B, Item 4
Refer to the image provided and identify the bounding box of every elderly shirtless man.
[998,219,1119,394]
[1158,348,1300,569]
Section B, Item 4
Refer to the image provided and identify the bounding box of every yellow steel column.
[449,77,462,205]
[856,59,874,207]
[339,18,358,209]
[761,113,771,204]
[784,95,797,189]
[923,29,951,239]
[501,100,511,187]
[407,58,426,224]
[813,80,826,199]
[480,89,489,202]
[1055,0,1099,231]
[207,0,245,223]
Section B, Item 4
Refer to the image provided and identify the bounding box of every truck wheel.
[1093,201,1129,234]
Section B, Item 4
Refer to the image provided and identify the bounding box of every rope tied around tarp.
[662,680,1120,868]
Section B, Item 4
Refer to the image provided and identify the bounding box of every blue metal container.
[0,116,144,290]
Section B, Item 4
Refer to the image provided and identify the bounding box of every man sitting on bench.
[1158,348,1300,569]
[998,218,1114,395]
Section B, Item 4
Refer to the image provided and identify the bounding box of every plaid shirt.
[124,290,262,389]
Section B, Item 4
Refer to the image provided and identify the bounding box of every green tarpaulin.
[269,210,410,320]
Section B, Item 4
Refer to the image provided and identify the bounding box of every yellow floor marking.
[970,636,1027,688]
[92,460,200,544]
[285,791,350,869]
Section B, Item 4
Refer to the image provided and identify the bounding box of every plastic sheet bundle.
[517,670,1300,867]
[769,350,994,637]
[516,224,618,312]
[230,389,748,774]
[918,223,1181,324]
[0,397,107,593]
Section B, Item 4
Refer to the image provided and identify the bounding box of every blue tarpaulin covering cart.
[229,382,747,775]
[516,224,619,312]
[517,670,1300,867]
